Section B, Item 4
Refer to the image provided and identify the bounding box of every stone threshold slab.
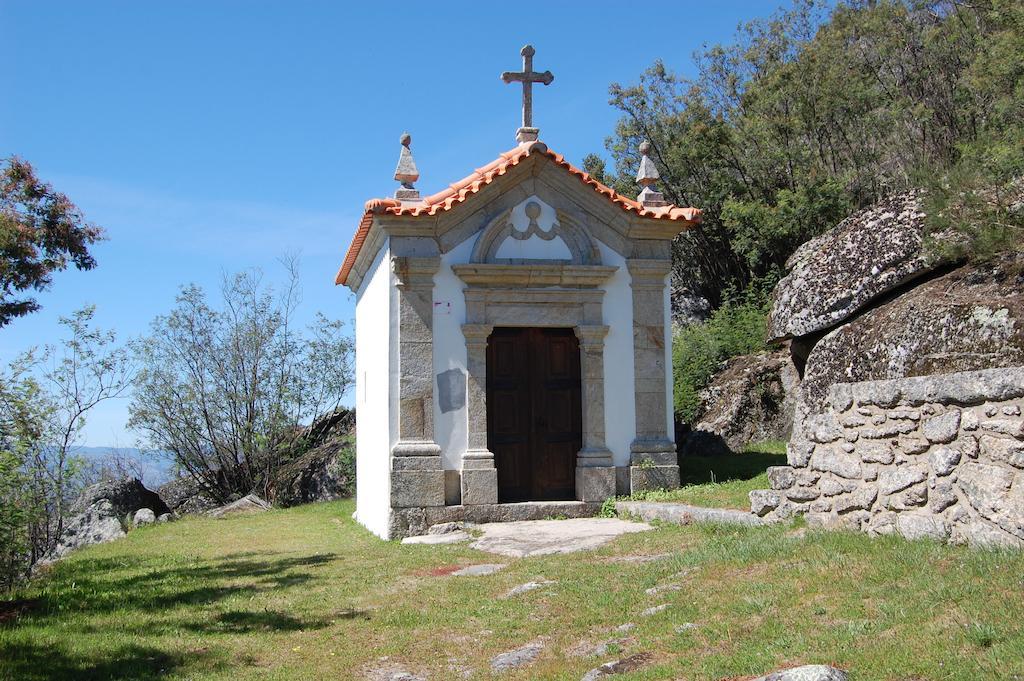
[616,500,769,527]
[391,501,603,538]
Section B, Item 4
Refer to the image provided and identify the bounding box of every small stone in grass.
[754,664,847,681]
[452,563,506,576]
[503,579,555,598]
[490,641,544,672]
[580,652,653,680]
[640,604,668,617]
[674,623,699,633]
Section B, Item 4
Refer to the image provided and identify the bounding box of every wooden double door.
[486,327,582,502]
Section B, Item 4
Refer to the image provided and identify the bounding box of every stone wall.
[750,367,1024,548]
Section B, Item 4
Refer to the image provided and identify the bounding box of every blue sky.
[1,0,784,446]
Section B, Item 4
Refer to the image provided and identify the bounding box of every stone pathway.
[401,531,471,545]
[616,500,767,526]
[470,518,653,558]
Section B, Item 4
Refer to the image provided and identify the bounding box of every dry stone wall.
[750,367,1024,548]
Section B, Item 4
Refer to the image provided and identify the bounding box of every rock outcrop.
[46,478,170,561]
[158,475,219,516]
[768,190,935,341]
[208,494,271,518]
[794,252,1024,440]
[273,437,354,506]
[684,348,799,453]
[272,409,354,506]
[69,477,170,518]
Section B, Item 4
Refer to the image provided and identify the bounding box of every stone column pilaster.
[390,256,444,508]
[460,323,498,505]
[626,259,680,492]
[574,324,616,501]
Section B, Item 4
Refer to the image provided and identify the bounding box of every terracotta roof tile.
[335,140,701,286]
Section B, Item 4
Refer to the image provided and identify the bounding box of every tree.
[0,157,105,327]
[601,0,1023,307]
[0,306,132,587]
[38,307,134,546]
[129,262,354,502]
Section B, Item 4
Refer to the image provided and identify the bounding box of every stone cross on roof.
[501,44,554,144]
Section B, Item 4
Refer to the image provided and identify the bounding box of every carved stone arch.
[470,202,602,265]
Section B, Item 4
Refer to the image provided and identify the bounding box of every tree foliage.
[672,287,773,424]
[0,307,131,588]
[0,157,104,327]
[129,262,354,503]
[603,0,1024,307]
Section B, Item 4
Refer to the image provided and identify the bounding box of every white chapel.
[336,46,701,539]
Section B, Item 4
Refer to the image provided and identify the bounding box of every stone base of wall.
[388,501,603,539]
[630,465,681,492]
[750,367,1024,549]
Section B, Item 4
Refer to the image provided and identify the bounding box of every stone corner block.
[749,489,780,517]
[461,467,498,506]
[391,469,445,508]
[630,464,681,494]
[576,466,616,502]
[766,466,796,490]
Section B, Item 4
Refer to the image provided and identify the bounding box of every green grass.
[2,499,1023,680]
[632,440,788,510]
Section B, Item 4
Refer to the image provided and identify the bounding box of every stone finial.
[394,132,420,201]
[636,140,668,208]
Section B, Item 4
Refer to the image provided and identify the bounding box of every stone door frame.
[456,264,617,504]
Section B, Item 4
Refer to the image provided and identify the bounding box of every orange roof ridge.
[335,140,701,286]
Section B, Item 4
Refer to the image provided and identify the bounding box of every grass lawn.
[631,441,788,510]
[3,497,1024,680]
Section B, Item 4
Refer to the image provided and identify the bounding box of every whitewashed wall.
[432,237,474,470]
[354,241,393,539]
[596,239,637,466]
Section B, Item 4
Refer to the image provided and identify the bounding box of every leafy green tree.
[0,157,104,327]
[601,0,1023,307]
[0,307,131,587]
[0,360,49,589]
[129,262,354,502]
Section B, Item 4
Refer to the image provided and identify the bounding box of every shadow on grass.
[6,552,338,627]
[679,443,787,486]
[195,609,331,633]
[0,641,215,681]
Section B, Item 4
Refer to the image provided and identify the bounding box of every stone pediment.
[471,198,601,266]
[335,140,701,291]
[452,263,617,288]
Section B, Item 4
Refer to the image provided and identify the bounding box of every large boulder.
[157,475,219,516]
[799,252,1024,419]
[45,478,169,562]
[272,438,354,506]
[684,348,799,453]
[272,408,355,506]
[768,190,935,341]
[45,500,126,562]
[70,478,170,518]
[789,252,1024,466]
[208,494,271,518]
